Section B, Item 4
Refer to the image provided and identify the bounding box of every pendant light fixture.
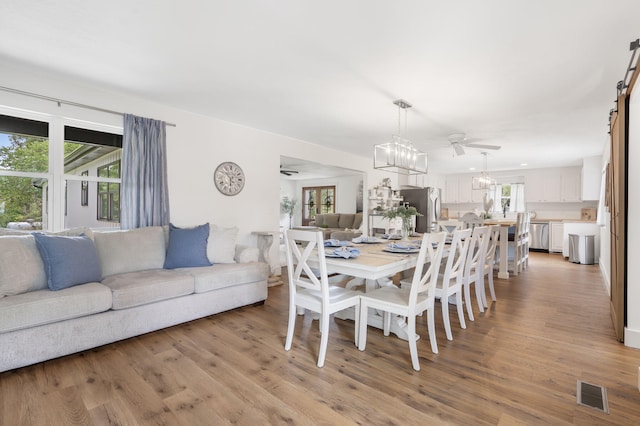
[472,151,496,190]
[373,99,428,175]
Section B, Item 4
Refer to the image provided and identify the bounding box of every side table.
[252,231,283,287]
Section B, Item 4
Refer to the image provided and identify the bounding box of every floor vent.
[577,380,609,414]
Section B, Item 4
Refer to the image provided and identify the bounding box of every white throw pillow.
[0,235,48,297]
[93,226,166,277]
[208,225,238,264]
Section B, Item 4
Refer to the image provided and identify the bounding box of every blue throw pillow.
[164,223,212,269]
[33,233,103,291]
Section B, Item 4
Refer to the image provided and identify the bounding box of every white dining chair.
[478,224,501,308]
[507,212,529,275]
[437,220,463,236]
[357,232,447,371]
[284,229,361,368]
[434,228,472,341]
[462,225,490,321]
[460,212,483,230]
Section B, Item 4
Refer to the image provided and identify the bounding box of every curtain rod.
[0,85,176,127]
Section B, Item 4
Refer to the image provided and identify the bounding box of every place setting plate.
[325,247,361,259]
[352,236,383,244]
[383,242,421,254]
[323,239,353,248]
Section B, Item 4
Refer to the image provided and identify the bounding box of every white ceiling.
[1,0,639,174]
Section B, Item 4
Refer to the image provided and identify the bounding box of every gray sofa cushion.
[0,283,112,333]
[353,213,363,229]
[323,214,340,228]
[102,269,194,310]
[179,262,269,293]
[0,235,47,297]
[93,226,166,277]
[338,214,355,229]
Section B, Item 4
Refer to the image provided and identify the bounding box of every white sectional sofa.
[0,224,269,372]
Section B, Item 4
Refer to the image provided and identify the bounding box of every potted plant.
[382,205,422,240]
[280,196,298,229]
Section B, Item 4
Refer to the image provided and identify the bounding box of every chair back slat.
[465,226,490,277]
[409,232,447,307]
[284,229,329,298]
[444,228,473,283]
[485,225,501,264]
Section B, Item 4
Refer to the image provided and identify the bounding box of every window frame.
[96,160,120,222]
[0,106,123,231]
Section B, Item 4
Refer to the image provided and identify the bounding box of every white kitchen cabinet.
[561,169,581,202]
[549,222,564,253]
[526,172,561,202]
[444,176,479,204]
[525,168,581,202]
[444,178,459,203]
[457,176,474,203]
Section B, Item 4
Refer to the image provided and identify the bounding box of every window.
[0,112,122,231]
[0,115,49,230]
[80,171,88,206]
[97,160,120,222]
[302,186,335,225]
[490,183,525,215]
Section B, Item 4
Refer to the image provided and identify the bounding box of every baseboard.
[624,327,640,349]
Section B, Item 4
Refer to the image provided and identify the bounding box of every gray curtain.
[121,114,170,229]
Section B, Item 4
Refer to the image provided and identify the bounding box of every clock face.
[214,162,245,196]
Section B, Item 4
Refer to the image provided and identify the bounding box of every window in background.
[302,186,336,226]
[0,115,49,230]
[63,125,122,229]
[80,170,88,206]
[491,183,525,215]
[97,160,120,222]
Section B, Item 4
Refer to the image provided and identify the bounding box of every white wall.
[626,88,640,348]
[0,61,382,271]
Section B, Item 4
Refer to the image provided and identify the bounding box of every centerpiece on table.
[382,205,422,241]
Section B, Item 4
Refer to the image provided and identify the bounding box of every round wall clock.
[214,162,245,196]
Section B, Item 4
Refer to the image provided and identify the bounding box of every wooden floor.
[2,253,640,425]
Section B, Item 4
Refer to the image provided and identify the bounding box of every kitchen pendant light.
[472,152,496,190]
[374,99,428,175]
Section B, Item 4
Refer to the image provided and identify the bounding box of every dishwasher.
[529,221,550,251]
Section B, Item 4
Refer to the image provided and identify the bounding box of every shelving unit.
[367,186,404,236]
[367,186,403,213]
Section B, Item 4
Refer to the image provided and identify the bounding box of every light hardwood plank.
[2,252,640,425]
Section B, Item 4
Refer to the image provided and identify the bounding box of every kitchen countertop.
[531,218,597,223]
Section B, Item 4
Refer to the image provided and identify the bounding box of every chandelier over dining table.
[472,151,496,190]
[373,99,428,175]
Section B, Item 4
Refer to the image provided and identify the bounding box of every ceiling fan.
[280,165,299,176]
[448,133,501,156]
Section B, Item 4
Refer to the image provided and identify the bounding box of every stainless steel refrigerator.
[399,188,441,233]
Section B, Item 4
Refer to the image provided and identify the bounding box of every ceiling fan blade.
[452,142,465,156]
[465,143,501,150]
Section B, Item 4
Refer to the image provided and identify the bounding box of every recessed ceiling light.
[469,167,476,171]
[520,163,528,166]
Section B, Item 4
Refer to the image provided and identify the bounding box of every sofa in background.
[0,224,269,373]
[309,213,363,239]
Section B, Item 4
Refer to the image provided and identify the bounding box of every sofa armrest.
[235,245,259,263]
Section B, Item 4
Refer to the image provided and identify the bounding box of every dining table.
[483,219,517,279]
[317,236,440,341]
